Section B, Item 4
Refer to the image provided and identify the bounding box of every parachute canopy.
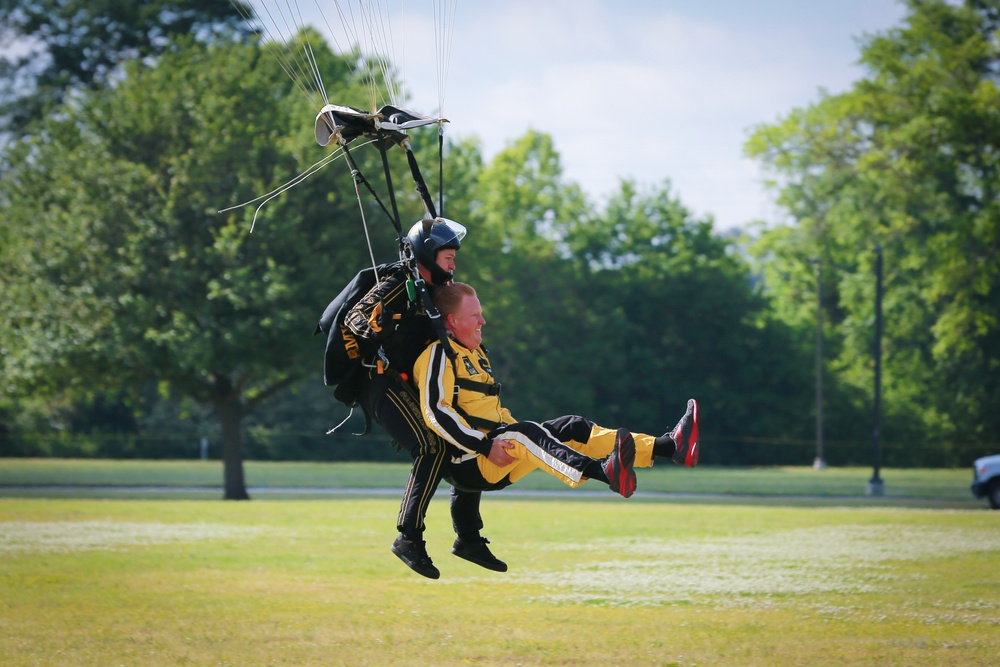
[314,104,447,147]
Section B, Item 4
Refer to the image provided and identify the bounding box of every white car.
[971,454,1000,509]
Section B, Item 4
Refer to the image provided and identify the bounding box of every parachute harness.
[224,1,463,393]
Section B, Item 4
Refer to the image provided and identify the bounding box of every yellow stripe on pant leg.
[581,426,655,467]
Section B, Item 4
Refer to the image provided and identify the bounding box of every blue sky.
[263,1,910,230]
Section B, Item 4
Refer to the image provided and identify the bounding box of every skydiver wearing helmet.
[320,217,510,579]
[409,217,462,285]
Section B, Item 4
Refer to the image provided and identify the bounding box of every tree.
[746,0,1000,464]
[0,0,252,134]
[560,180,814,463]
[0,34,393,497]
[455,131,815,463]
[458,130,595,416]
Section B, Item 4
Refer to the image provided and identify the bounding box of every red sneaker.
[670,399,700,467]
[604,428,637,498]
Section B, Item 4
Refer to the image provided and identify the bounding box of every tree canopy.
[0,0,252,134]
[746,0,1000,463]
[0,32,393,496]
[455,132,814,462]
[4,0,998,476]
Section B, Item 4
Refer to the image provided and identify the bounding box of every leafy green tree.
[746,0,1000,464]
[457,131,600,418]
[0,34,391,497]
[0,0,252,134]
[562,181,815,462]
[454,131,815,462]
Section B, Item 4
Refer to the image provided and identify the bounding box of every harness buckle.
[362,346,391,373]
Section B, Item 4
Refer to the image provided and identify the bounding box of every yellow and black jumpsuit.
[414,338,656,496]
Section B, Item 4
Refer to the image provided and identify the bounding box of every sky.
[266,1,911,231]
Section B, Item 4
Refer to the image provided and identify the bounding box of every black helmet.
[406,217,467,284]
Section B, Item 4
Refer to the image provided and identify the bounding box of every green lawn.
[1,496,997,666]
[0,458,982,506]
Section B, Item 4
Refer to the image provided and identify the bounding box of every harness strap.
[455,376,501,396]
[454,405,504,432]
[449,356,505,432]
[409,273,456,361]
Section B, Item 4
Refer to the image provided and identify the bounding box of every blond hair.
[434,282,477,317]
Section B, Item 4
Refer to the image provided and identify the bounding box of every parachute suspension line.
[326,407,357,435]
[394,0,406,107]
[338,139,400,236]
[323,1,392,112]
[217,148,337,212]
[365,1,403,110]
[346,156,381,280]
[231,2,316,107]
[218,140,376,231]
[291,0,332,107]
[263,2,314,97]
[433,0,458,216]
[326,0,383,111]
[339,139,390,279]
[328,1,371,109]
[313,1,381,107]
[277,0,329,102]
[433,0,458,116]
[237,1,329,109]
[242,151,341,233]
[314,1,359,67]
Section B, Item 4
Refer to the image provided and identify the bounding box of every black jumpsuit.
[341,263,484,540]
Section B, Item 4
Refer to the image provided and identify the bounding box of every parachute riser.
[401,137,438,221]
[338,139,400,236]
[438,127,445,218]
[374,131,405,245]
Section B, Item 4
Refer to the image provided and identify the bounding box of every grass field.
[1,461,998,665]
[0,458,984,505]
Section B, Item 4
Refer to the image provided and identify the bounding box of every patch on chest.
[462,356,479,375]
[478,354,493,376]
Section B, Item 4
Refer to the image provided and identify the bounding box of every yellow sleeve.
[414,342,490,456]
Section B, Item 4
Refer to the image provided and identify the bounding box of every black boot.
[452,536,508,572]
[391,533,440,579]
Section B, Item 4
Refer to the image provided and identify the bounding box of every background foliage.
[1,0,998,472]
[745,0,1000,466]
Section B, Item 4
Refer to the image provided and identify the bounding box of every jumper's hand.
[487,439,516,467]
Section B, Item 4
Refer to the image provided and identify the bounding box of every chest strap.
[455,376,501,396]
[450,356,504,431]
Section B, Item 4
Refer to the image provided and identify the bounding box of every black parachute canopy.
[314,104,445,148]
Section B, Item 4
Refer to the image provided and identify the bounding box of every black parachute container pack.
[314,262,388,407]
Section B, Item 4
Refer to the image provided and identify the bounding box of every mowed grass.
[0,458,983,505]
[1,495,998,666]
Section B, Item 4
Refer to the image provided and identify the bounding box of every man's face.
[436,249,457,276]
[447,294,485,349]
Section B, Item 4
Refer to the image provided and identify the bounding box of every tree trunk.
[217,393,250,501]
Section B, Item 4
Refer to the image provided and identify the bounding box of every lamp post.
[867,245,885,496]
[813,258,826,470]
